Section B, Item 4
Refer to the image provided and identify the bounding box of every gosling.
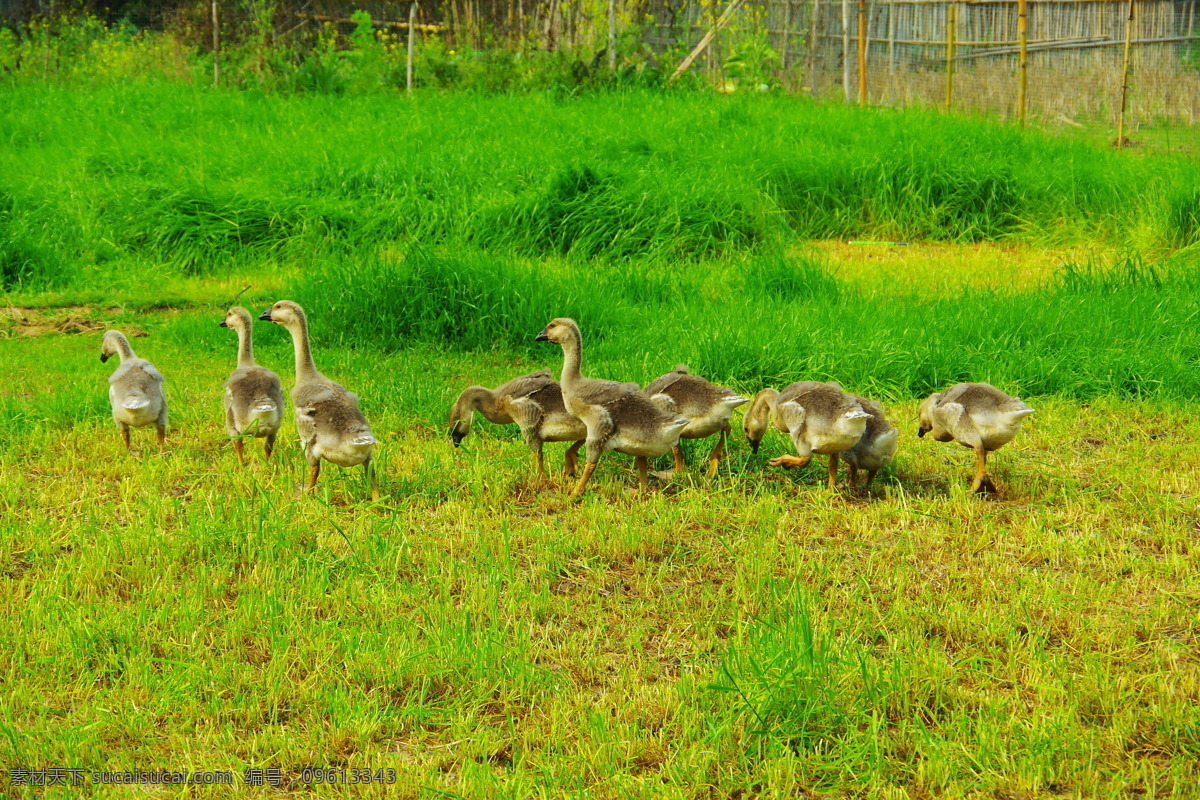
[449,370,586,478]
[744,381,871,488]
[100,330,167,451]
[643,365,749,478]
[220,306,284,465]
[918,382,1034,494]
[259,301,379,500]
[536,318,689,496]
[839,395,898,489]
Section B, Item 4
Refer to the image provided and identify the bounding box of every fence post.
[211,0,219,87]
[808,0,821,96]
[842,0,851,101]
[1117,0,1135,145]
[858,0,868,104]
[608,0,616,70]
[945,2,956,110]
[888,0,896,104]
[407,1,417,94]
[1017,0,1027,124]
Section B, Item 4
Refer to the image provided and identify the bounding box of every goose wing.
[496,369,555,400]
[573,377,640,407]
[643,365,689,397]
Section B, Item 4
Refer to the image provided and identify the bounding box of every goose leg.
[305,461,321,494]
[972,447,996,494]
[705,427,729,479]
[636,456,651,492]
[234,437,246,466]
[533,447,547,479]
[846,464,859,490]
[571,462,598,497]
[365,458,380,501]
[864,469,878,488]
[156,424,166,450]
[119,422,131,450]
[264,433,276,461]
[563,441,583,477]
[827,453,839,489]
[673,444,685,473]
[769,454,811,469]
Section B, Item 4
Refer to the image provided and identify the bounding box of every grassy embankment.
[1,84,1199,798]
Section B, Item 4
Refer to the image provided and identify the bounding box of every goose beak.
[99,353,109,363]
[219,321,229,328]
[748,440,759,454]
[917,427,927,438]
[258,310,273,322]
[535,328,550,342]
[449,425,467,446]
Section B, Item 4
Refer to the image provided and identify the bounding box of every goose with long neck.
[536,317,688,497]
[448,369,586,478]
[100,329,167,451]
[918,381,1034,495]
[220,306,284,465]
[743,380,872,489]
[259,301,379,500]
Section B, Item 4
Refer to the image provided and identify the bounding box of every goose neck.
[288,314,319,381]
[236,324,256,369]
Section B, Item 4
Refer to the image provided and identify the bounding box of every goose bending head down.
[744,381,871,489]
[918,381,1033,494]
[100,330,167,451]
[643,364,749,478]
[220,306,285,465]
[536,317,688,497]
[259,300,379,500]
[448,370,586,478]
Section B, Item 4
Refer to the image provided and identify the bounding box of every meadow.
[2,82,1200,798]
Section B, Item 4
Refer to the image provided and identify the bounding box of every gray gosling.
[100,330,167,451]
[743,381,871,488]
[918,382,1033,494]
[448,370,586,478]
[258,301,379,500]
[220,306,285,465]
[643,364,749,478]
[536,318,689,496]
[839,395,899,489]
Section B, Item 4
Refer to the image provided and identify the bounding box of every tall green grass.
[3,84,1200,291]
[294,246,1200,400]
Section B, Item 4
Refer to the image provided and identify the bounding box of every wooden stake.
[808,0,821,96]
[407,1,416,94]
[857,0,868,104]
[212,0,220,87]
[608,0,616,70]
[945,2,956,110]
[888,0,896,103]
[1017,0,1028,125]
[842,0,851,101]
[1117,0,1135,146]
[666,0,748,85]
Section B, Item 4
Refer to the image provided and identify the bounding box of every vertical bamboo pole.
[842,0,851,101]
[211,0,220,87]
[808,0,821,96]
[857,0,867,104]
[945,2,956,110]
[407,2,417,94]
[887,0,896,104]
[1117,0,1134,146]
[1017,0,1027,125]
[608,0,617,70]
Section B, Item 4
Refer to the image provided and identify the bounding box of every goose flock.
[101,303,1036,499]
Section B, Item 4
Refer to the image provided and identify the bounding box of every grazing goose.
[100,330,167,450]
[839,395,898,489]
[448,369,586,478]
[258,301,378,500]
[918,382,1034,494]
[643,364,749,478]
[536,318,689,496]
[743,381,871,488]
[220,306,285,465]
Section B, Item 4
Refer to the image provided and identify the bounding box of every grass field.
[3,83,1200,798]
